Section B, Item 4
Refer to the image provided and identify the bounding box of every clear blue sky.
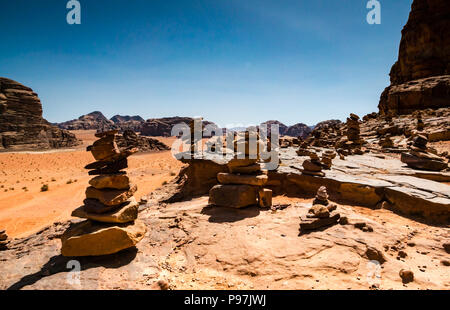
[0,0,413,127]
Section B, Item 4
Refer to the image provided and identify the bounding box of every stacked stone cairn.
[299,186,341,233]
[302,152,325,177]
[209,131,272,208]
[60,130,146,257]
[320,150,336,170]
[296,139,313,156]
[416,112,425,131]
[0,229,9,251]
[379,134,394,149]
[401,135,448,171]
[337,113,363,155]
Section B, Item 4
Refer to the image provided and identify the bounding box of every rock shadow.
[201,205,261,223]
[7,247,138,290]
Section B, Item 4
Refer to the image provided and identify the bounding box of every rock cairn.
[416,112,425,131]
[302,153,325,177]
[209,131,272,208]
[401,135,448,171]
[379,134,394,149]
[320,150,336,170]
[299,186,341,233]
[0,229,8,251]
[296,140,313,156]
[61,130,146,257]
[336,113,363,155]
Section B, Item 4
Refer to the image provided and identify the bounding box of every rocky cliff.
[379,0,450,115]
[0,77,80,150]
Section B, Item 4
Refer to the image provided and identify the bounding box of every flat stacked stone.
[320,150,335,170]
[61,130,146,257]
[209,133,273,208]
[401,135,448,171]
[299,187,340,232]
[0,229,9,251]
[302,153,325,177]
[296,140,313,157]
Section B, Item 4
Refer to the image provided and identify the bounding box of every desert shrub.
[41,184,49,192]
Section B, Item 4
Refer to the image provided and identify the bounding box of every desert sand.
[0,131,182,238]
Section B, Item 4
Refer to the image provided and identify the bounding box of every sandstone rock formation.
[379,0,450,114]
[111,115,145,132]
[260,120,312,138]
[0,77,80,150]
[61,130,146,256]
[116,130,170,152]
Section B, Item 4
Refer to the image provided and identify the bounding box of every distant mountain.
[140,116,217,137]
[260,120,311,138]
[110,115,144,123]
[57,111,116,131]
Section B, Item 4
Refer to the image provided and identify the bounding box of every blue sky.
[0,0,413,127]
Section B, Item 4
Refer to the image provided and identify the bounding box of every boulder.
[401,152,448,171]
[258,189,272,208]
[217,173,268,186]
[399,269,414,284]
[89,174,130,190]
[85,184,137,206]
[209,184,258,208]
[61,220,146,257]
[72,198,138,223]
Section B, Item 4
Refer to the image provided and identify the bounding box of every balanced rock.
[89,174,130,190]
[61,220,146,257]
[89,134,120,161]
[72,197,138,224]
[217,173,268,186]
[308,205,330,218]
[401,135,448,171]
[85,184,137,206]
[209,184,258,208]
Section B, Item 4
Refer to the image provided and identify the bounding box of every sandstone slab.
[72,198,138,223]
[61,219,146,257]
[217,173,268,186]
[89,174,130,190]
[85,184,137,206]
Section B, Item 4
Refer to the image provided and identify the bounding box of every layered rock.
[0,77,80,150]
[379,0,450,114]
[61,130,146,257]
[401,135,448,171]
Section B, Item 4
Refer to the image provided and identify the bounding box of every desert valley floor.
[0,130,448,290]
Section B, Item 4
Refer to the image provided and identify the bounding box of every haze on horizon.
[0,0,413,127]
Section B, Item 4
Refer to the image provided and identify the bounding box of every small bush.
[66,179,73,184]
[51,178,56,182]
[41,184,49,192]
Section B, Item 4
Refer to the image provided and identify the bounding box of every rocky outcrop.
[0,77,80,150]
[260,120,312,138]
[379,0,450,114]
[140,117,217,137]
[57,111,116,131]
[110,115,144,132]
[116,130,170,152]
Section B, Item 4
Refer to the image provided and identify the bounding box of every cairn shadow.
[7,247,138,290]
[201,205,261,223]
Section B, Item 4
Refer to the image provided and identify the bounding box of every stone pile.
[344,113,363,154]
[60,130,146,257]
[302,153,325,177]
[299,186,341,232]
[209,131,272,208]
[296,140,313,156]
[379,134,394,149]
[416,112,425,131]
[320,150,336,170]
[401,135,448,171]
[0,229,8,251]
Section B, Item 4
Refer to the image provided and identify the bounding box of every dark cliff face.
[379,0,450,115]
[390,0,450,84]
[0,77,80,150]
